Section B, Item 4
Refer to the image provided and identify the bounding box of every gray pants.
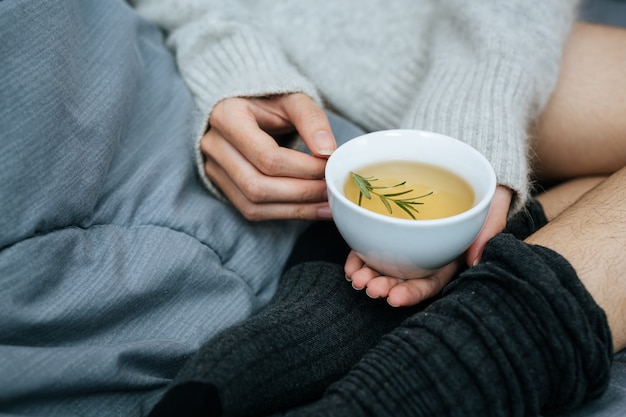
[0,1,305,415]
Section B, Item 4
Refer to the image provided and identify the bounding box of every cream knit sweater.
[132,0,580,214]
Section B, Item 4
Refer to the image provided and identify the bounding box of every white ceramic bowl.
[325,129,496,279]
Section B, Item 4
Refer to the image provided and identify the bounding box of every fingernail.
[472,257,481,267]
[387,299,400,308]
[365,289,378,299]
[317,206,332,219]
[313,131,334,156]
[344,274,351,282]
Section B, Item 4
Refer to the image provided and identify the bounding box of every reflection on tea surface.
[343,161,474,220]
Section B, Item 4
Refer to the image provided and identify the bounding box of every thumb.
[282,93,337,157]
[467,185,512,266]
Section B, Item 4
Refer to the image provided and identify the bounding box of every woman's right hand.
[201,93,337,221]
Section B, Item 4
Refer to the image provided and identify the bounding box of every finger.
[280,93,337,157]
[349,266,381,291]
[203,131,329,204]
[205,152,332,221]
[344,251,365,279]
[466,185,512,266]
[386,261,459,307]
[364,276,403,299]
[386,277,443,307]
[210,167,332,221]
[210,98,327,179]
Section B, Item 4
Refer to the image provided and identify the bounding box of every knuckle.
[210,98,240,125]
[255,150,282,176]
[199,134,213,156]
[292,206,309,220]
[203,164,217,182]
[298,182,325,202]
[238,204,264,222]
[203,158,223,183]
[240,179,269,203]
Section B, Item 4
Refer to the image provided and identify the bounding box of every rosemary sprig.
[350,171,433,219]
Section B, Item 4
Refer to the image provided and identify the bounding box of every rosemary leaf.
[350,171,433,219]
[379,194,392,213]
[351,172,373,199]
[396,202,418,219]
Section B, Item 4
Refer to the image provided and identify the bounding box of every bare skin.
[202,93,336,221]
[348,22,626,307]
[531,23,626,182]
[534,175,606,220]
[528,168,626,353]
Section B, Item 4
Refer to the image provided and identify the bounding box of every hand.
[202,93,337,221]
[464,185,513,266]
[344,251,463,307]
[344,185,513,307]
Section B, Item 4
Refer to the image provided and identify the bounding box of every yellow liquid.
[343,161,474,220]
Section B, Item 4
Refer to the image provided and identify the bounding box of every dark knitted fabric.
[282,220,351,271]
[503,196,548,241]
[149,197,607,417]
[149,262,421,417]
[278,234,613,417]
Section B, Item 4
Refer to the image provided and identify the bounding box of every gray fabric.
[580,0,626,27]
[0,1,306,415]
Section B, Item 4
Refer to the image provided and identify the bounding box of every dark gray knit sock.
[503,196,548,240]
[281,234,613,417]
[149,261,420,417]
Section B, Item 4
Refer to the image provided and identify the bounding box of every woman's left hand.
[344,185,513,307]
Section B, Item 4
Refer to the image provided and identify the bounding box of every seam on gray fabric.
[2,221,227,269]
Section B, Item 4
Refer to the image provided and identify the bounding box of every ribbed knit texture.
[280,234,613,417]
[149,262,421,417]
[132,0,580,215]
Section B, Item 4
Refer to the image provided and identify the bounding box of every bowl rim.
[325,129,497,226]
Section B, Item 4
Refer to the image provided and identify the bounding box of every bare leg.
[530,22,626,182]
[527,166,626,352]
[535,175,606,220]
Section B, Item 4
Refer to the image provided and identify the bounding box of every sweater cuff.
[171,18,322,117]
[172,20,321,200]
[400,56,538,215]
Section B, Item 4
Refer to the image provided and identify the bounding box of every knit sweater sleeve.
[129,0,320,197]
[399,1,579,215]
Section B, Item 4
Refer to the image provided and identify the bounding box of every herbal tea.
[343,161,474,220]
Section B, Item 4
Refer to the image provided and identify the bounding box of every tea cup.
[325,129,496,279]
